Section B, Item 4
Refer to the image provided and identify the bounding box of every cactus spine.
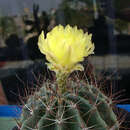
[17,25,119,130]
[18,74,119,130]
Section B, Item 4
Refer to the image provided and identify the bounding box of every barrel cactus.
[16,25,119,130]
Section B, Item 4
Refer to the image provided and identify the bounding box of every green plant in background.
[114,0,130,11]
[17,25,119,130]
[115,19,129,34]
[23,3,49,35]
[59,0,94,29]
[113,0,130,34]
[0,16,17,40]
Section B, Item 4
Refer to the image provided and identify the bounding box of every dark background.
[0,0,130,105]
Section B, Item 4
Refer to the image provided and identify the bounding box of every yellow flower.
[38,25,94,74]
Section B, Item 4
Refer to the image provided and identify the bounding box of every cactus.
[18,78,119,130]
[16,25,119,130]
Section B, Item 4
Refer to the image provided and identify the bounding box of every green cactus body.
[19,79,119,130]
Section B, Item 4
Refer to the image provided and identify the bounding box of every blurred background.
[0,0,130,105]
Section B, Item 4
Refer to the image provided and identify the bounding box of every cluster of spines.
[15,78,120,130]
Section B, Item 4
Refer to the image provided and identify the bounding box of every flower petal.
[38,25,94,74]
